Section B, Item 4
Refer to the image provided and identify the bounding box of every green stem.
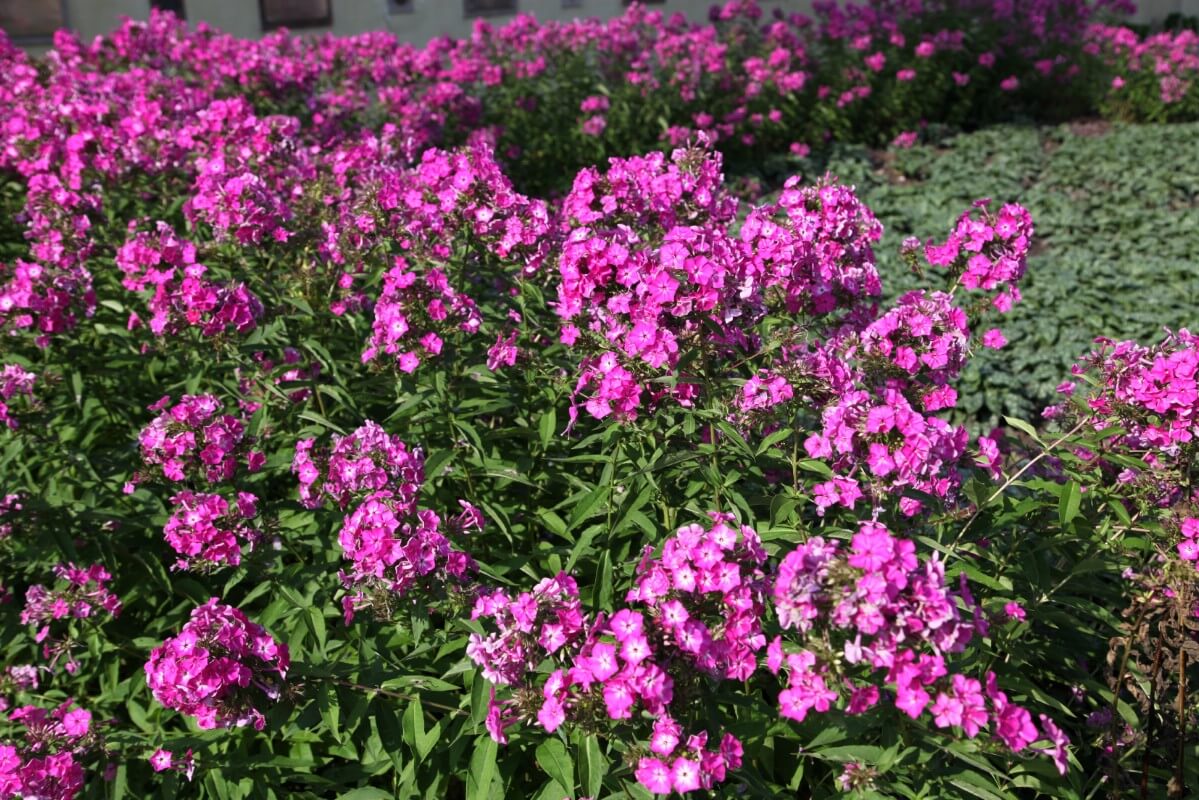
[950,418,1089,557]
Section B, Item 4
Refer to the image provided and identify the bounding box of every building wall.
[46,0,801,43]
[14,0,1199,46]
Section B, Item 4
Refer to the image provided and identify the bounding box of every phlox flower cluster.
[471,518,765,795]
[920,200,1034,314]
[803,386,970,506]
[293,422,476,621]
[0,495,19,541]
[733,198,1034,512]
[0,259,95,348]
[0,702,95,800]
[553,144,972,445]
[1089,25,1199,110]
[355,143,550,373]
[162,491,261,571]
[310,140,544,313]
[293,420,423,510]
[336,491,477,622]
[184,114,310,246]
[137,394,264,484]
[21,564,122,651]
[1048,331,1198,553]
[624,513,769,680]
[361,261,482,373]
[858,290,971,406]
[391,144,551,268]
[116,222,263,338]
[734,370,795,417]
[0,747,84,800]
[468,573,587,689]
[1069,329,1197,453]
[769,521,1068,772]
[739,178,883,319]
[0,365,36,430]
[632,730,744,795]
[554,144,752,424]
[144,598,289,731]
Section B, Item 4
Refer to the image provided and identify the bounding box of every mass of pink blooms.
[0,365,36,430]
[6,0,1198,796]
[555,146,891,426]
[135,394,264,485]
[1,133,1063,800]
[144,599,289,732]
[293,422,477,622]
[768,522,1066,762]
[1069,328,1198,454]
[1089,25,1199,111]
[470,515,1067,794]
[116,222,263,338]
[0,0,1152,358]
[21,564,122,664]
[0,702,94,800]
[162,491,261,571]
[293,420,424,510]
[362,261,483,372]
[10,130,1065,798]
[1048,329,1199,556]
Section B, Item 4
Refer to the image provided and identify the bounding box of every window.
[388,0,415,12]
[151,0,187,19]
[562,0,585,7]
[0,0,65,40]
[464,0,517,16]
[259,0,332,30]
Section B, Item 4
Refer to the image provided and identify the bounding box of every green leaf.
[1058,480,1082,527]
[948,774,1012,800]
[469,673,491,726]
[111,762,127,800]
[535,738,574,795]
[755,427,794,456]
[539,409,557,449]
[318,683,341,742]
[532,781,570,800]
[467,735,498,800]
[568,485,610,532]
[590,550,613,612]
[1003,416,1043,445]
[812,745,885,763]
[306,606,327,654]
[337,789,396,800]
[402,697,437,762]
[578,733,606,798]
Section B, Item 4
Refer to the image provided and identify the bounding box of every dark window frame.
[151,0,187,20]
[464,0,518,18]
[0,0,68,44]
[258,0,333,31]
